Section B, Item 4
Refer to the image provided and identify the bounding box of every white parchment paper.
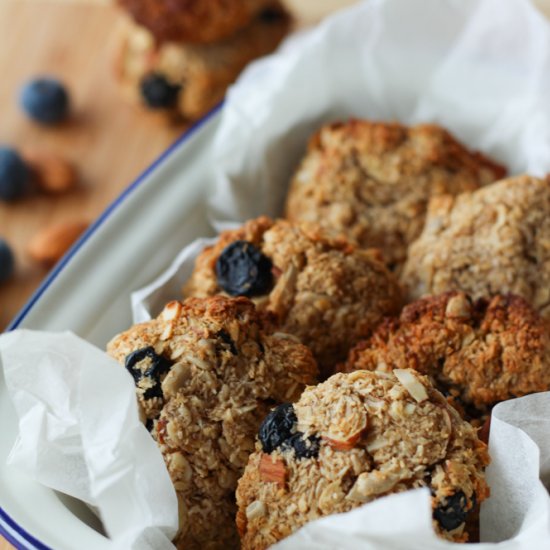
[0,330,179,550]
[4,0,550,548]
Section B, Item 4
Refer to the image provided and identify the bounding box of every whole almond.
[28,220,88,266]
[22,148,78,193]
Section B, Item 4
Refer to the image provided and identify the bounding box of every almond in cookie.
[236,370,490,548]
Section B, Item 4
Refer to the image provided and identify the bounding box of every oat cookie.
[107,296,317,549]
[285,120,506,271]
[183,216,402,376]
[115,4,290,120]
[402,175,550,315]
[341,291,550,422]
[118,0,277,44]
[236,370,490,547]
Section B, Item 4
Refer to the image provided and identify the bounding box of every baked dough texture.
[341,291,550,421]
[236,370,490,548]
[402,175,550,317]
[118,0,277,44]
[285,120,506,271]
[115,4,290,120]
[107,295,317,549]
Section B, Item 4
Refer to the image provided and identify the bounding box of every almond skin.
[259,454,287,488]
[28,220,88,266]
[22,148,78,193]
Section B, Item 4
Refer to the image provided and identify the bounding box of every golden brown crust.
[115,5,290,120]
[184,216,403,376]
[107,295,317,549]
[402,175,550,315]
[117,0,278,44]
[342,291,550,421]
[285,120,506,271]
[236,370,490,548]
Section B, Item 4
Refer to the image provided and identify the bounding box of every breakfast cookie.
[107,296,318,550]
[402,175,550,316]
[115,4,290,120]
[236,370,490,548]
[118,0,277,44]
[341,291,550,422]
[183,216,403,377]
[285,120,506,271]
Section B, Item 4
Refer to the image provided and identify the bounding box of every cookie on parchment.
[236,369,490,548]
[285,120,506,271]
[107,295,317,549]
[115,3,290,120]
[183,216,402,377]
[402,175,550,317]
[341,291,550,422]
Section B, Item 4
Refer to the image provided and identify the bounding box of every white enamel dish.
[0,106,223,550]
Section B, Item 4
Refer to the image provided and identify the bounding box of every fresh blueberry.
[283,433,321,460]
[0,239,15,283]
[0,148,30,201]
[259,403,297,453]
[433,491,474,531]
[215,240,274,297]
[124,346,172,400]
[139,73,181,110]
[20,77,69,125]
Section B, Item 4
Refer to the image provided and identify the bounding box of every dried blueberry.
[216,329,237,355]
[215,240,273,297]
[0,238,14,283]
[0,147,30,201]
[433,491,473,531]
[259,7,285,23]
[20,77,69,125]
[124,346,172,400]
[283,433,320,460]
[139,73,180,110]
[259,403,297,453]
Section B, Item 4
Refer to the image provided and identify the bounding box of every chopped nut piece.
[161,301,183,321]
[296,389,367,446]
[394,369,428,402]
[259,454,287,488]
[246,500,266,520]
[445,293,471,319]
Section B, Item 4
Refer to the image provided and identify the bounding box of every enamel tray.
[0,106,223,550]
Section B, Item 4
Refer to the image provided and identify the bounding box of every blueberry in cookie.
[236,370,489,547]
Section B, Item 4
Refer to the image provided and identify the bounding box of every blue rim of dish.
[0,100,224,550]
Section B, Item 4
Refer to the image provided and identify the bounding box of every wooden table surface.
[0,2,355,549]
